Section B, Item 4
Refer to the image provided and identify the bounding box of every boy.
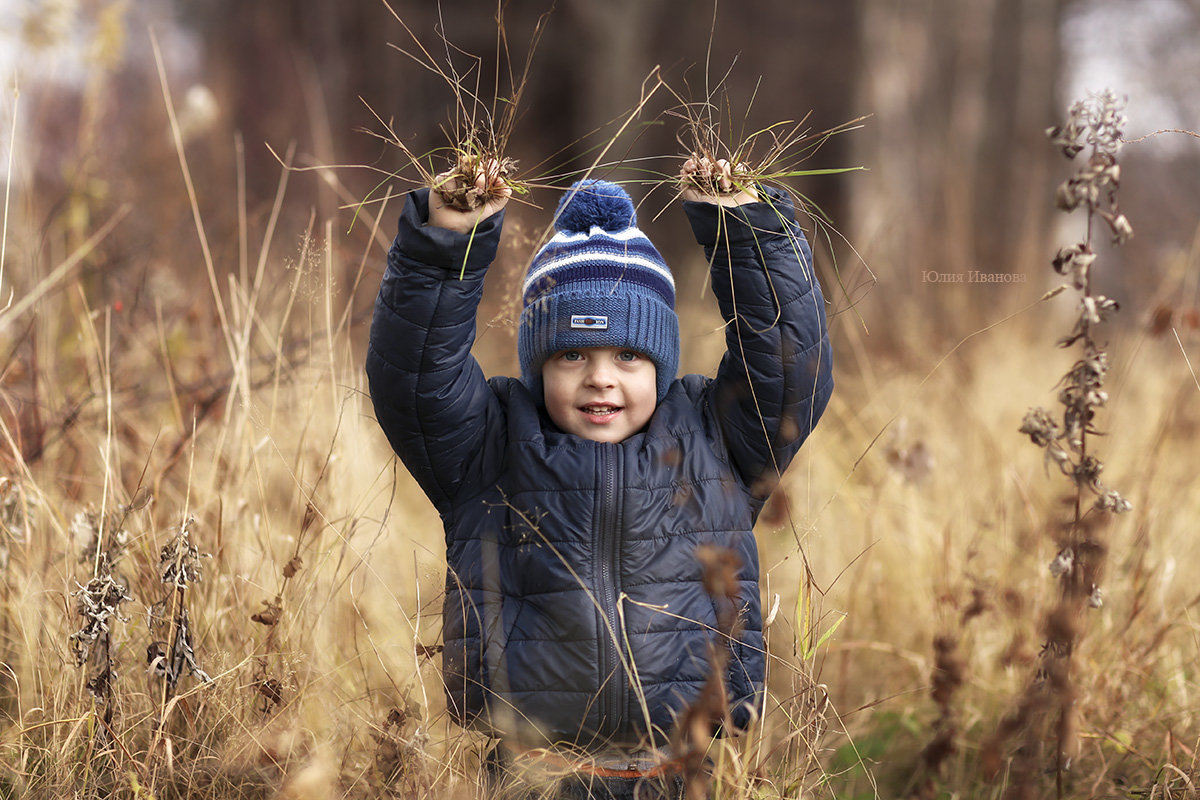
[366,159,833,798]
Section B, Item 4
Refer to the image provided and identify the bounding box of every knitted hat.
[519,179,679,403]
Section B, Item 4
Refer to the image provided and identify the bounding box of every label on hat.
[570,315,608,330]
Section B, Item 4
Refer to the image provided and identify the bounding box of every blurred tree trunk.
[178,0,440,208]
[851,0,1071,331]
[565,0,669,137]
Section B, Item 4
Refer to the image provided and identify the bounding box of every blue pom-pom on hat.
[519,179,679,407]
[553,179,637,234]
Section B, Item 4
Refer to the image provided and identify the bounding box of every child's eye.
[559,350,583,362]
[617,350,640,362]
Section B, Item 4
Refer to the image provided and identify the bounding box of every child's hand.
[428,160,512,233]
[680,155,759,206]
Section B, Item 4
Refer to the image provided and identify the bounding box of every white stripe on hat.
[521,251,676,296]
[547,226,653,244]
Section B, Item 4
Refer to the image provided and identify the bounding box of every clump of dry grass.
[668,95,863,214]
[358,1,553,219]
[366,0,682,246]
[657,66,873,368]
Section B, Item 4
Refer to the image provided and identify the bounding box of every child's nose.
[584,360,615,388]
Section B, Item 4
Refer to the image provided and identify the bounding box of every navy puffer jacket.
[366,187,832,749]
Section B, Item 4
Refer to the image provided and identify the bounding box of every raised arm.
[683,172,833,499]
[365,180,508,514]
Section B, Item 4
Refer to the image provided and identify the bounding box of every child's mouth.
[580,404,621,418]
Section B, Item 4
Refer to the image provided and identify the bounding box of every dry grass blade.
[0,78,16,312]
[370,0,554,213]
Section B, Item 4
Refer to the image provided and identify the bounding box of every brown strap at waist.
[510,746,684,779]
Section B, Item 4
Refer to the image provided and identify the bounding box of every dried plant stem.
[669,545,746,800]
[151,31,236,370]
[148,517,211,752]
[1,78,16,311]
[992,89,1135,797]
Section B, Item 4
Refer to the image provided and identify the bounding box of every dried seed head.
[69,574,133,667]
[257,677,284,708]
[1106,212,1134,245]
[251,595,283,627]
[1051,244,1096,282]
[146,603,211,688]
[1066,250,1097,292]
[1043,606,1080,654]
[930,634,966,706]
[1019,407,1061,448]
[283,555,303,579]
[1048,547,1074,578]
[1046,125,1084,159]
[1073,454,1104,490]
[885,437,935,485]
[1094,489,1132,514]
[1062,90,1128,159]
[158,517,208,588]
[1055,177,1096,211]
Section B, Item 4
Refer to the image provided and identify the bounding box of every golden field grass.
[1,15,1199,791]
[1,144,1198,799]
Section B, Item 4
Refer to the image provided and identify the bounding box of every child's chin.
[579,429,626,443]
[575,423,632,443]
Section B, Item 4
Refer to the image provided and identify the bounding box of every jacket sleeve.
[684,186,834,498]
[365,188,506,514]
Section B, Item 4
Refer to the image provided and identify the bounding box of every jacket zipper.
[595,442,626,739]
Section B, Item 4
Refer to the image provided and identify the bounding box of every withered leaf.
[251,596,282,627]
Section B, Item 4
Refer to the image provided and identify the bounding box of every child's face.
[542,347,657,443]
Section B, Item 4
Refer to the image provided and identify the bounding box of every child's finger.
[716,160,732,193]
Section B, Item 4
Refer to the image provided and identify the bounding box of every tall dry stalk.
[984,89,1134,799]
[147,516,212,741]
[669,544,744,800]
[68,505,134,748]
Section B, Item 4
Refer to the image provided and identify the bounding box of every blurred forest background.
[2,1,1200,798]
[5,0,1200,353]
